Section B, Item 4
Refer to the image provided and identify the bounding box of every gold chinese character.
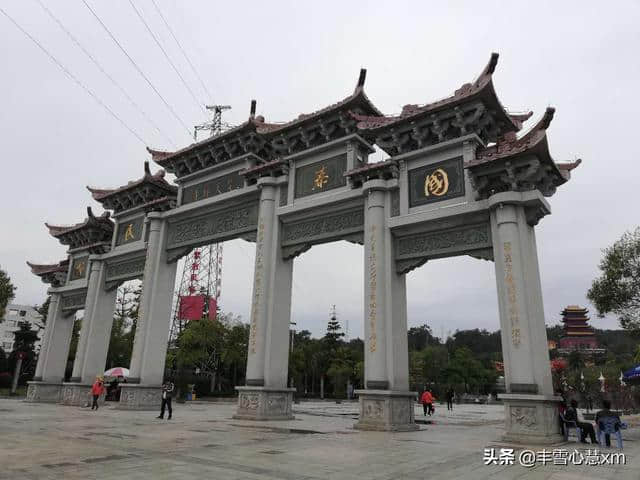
[74,260,85,277]
[312,165,329,190]
[424,168,449,196]
[124,223,135,242]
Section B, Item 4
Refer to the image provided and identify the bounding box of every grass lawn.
[0,386,27,397]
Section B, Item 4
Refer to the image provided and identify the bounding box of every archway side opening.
[406,255,500,404]
[289,240,363,401]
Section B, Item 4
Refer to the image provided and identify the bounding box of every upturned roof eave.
[352,53,521,134]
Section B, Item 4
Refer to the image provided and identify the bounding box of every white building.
[0,304,44,353]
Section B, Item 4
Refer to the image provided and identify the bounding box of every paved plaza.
[1,398,638,479]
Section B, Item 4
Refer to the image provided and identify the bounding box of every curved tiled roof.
[26,260,68,276]
[468,107,556,167]
[86,161,177,201]
[148,69,383,168]
[45,207,113,238]
[256,71,382,135]
[350,53,520,133]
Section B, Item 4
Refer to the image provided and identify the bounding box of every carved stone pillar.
[120,213,177,410]
[62,259,117,406]
[355,179,417,431]
[235,177,295,420]
[27,292,74,403]
[489,191,562,444]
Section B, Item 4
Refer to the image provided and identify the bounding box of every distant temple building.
[557,305,605,355]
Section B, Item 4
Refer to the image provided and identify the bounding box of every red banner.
[208,298,217,321]
[179,295,205,320]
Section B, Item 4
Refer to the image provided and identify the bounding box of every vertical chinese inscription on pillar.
[368,225,377,353]
[503,242,520,346]
[249,220,265,354]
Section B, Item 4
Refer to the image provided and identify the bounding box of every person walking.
[420,389,434,416]
[446,388,455,411]
[90,376,105,411]
[157,380,175,420]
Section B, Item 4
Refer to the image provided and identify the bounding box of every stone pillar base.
[233,386,295,420]
[354,389,419,432]
[26,381,62,403]
[117,384,162,410]
[60,383,105,407]
[500,394,564,445]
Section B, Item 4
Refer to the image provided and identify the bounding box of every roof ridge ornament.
[355,68,367,92]
[250,99,257,119]
[477,52,499,84]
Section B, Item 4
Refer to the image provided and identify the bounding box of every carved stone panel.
[105,257,146,282]
[182,171,244,205]
[408,157,465,207]
[509,406,538,430]
[282,209,364,253]
[115,216,144,246]
[26,382,62,403]
[294,154,347,198]
[362,399,385,419]
[239,393,259,411]
[167,202,258,249]
[61,292,87,311]
[395,223,491,273]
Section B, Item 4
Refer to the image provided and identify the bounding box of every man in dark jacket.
[157,380,175,420]
[564,399,597,443]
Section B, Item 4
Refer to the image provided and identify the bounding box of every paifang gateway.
[27,53,580,442]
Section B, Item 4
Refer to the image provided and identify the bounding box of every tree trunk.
[210,372,216,394]
[320,376,324,400]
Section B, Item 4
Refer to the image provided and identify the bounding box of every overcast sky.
[1,1,638,339]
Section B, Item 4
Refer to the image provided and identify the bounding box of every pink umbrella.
[104,367,130,378]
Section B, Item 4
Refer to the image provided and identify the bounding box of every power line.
[0,5,147,145]
[127,0,206,116]
[81,0,192,137]
[149,0,214,103]
[35,0,176,148]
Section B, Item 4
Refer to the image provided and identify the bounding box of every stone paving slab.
[1,399,638,480]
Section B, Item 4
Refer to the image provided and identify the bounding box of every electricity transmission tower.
[193,104,231,141]
[168,106,231,346]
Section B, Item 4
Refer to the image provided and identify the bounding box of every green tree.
[0,267,16,317]
[408,324,440,351]
[326,347,353,398]
[588,227,640,330]
[8,321,40,384]
[443,346,496,394]
[106,284,139,369]
[222,323,249,387]
[176,318,226,393]
[324,307,345,352]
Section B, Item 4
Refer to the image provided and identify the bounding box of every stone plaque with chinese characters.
[294,154,347,199]
[116,216,144,246]
[69,256,88,281]
[182,171,244,205]
[408,157,464,207]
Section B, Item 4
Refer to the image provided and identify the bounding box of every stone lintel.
[26,381,63,403]
[233,386,296,421]
[354,389,419,432]
[118,384,162,410]
[499,394,564,445]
